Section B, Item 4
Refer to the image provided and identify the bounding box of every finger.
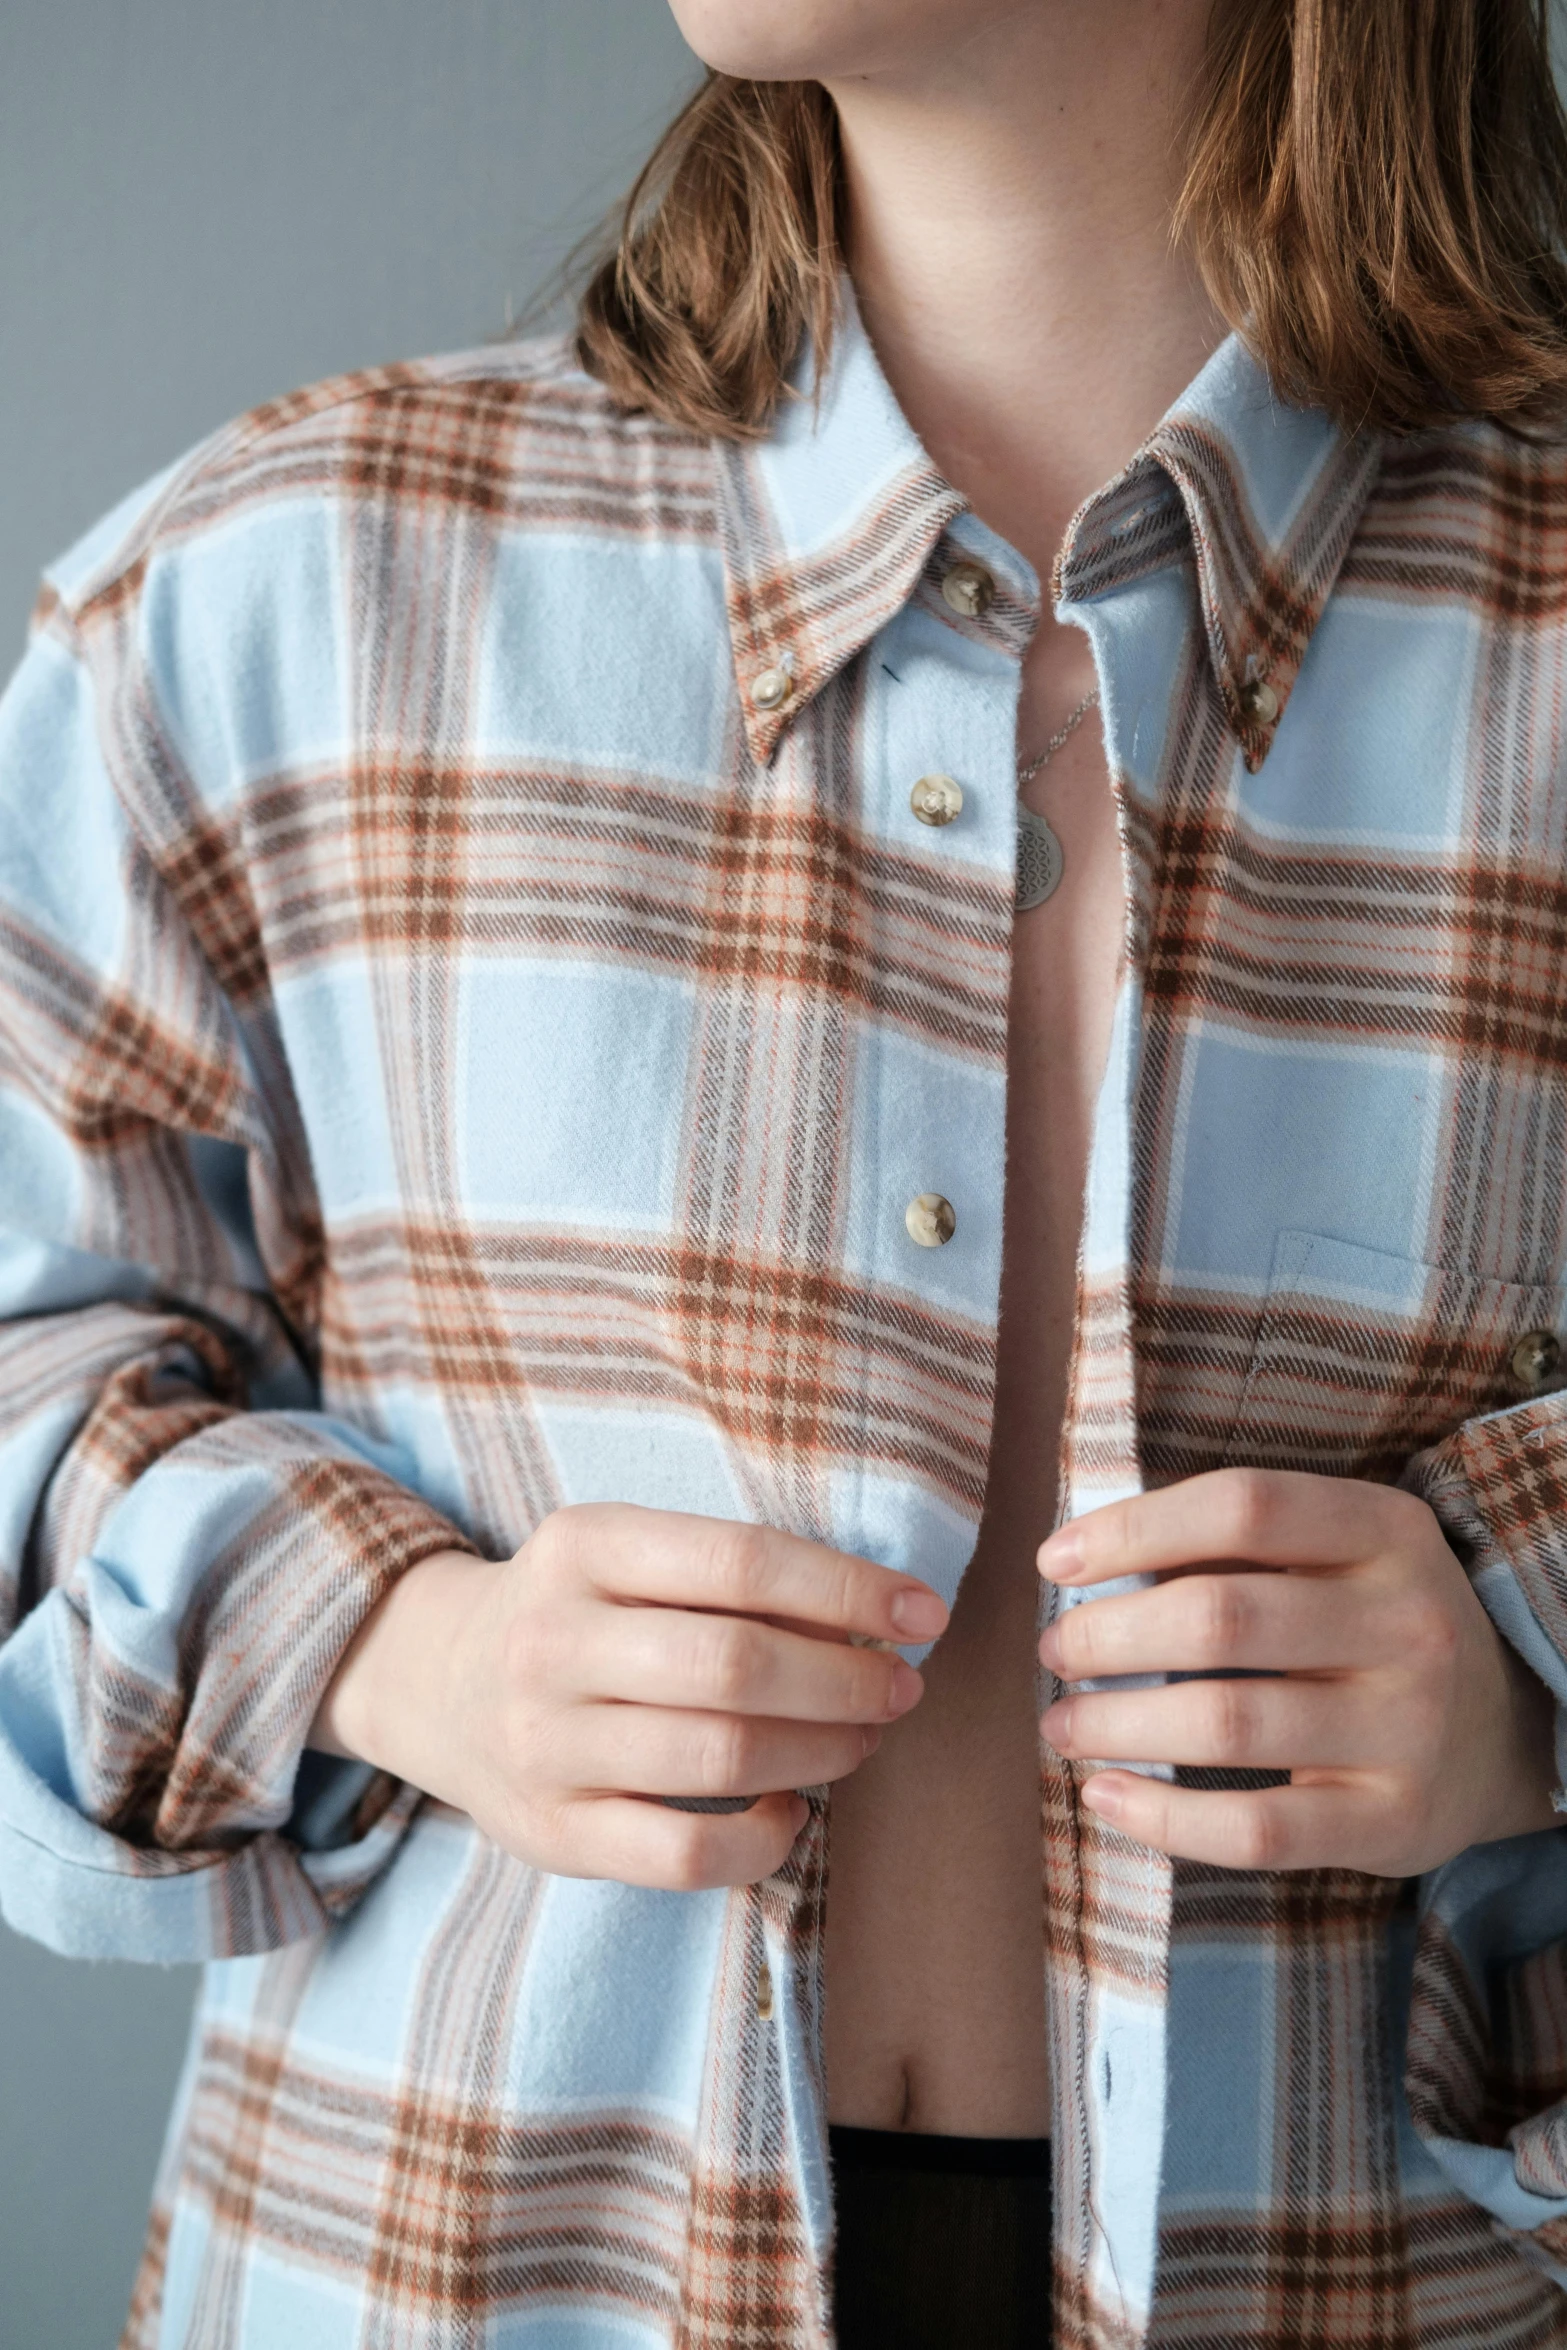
[1037,1469,1424,1588]
[1039,1570,1378,1682]
[1076,1770,1385,1873]
[1043,1676,1398,1772]
[567,1706,880,1797]
[587,1601,925,1724]
[556,1505,948,1644]
[546,1790,810,1891]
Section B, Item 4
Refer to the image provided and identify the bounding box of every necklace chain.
[1016,688,1099,787]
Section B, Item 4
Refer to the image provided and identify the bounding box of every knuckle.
[698,1617,763,1710]
[1215,1468,1277,1556]
[1058,1607,1104,1679]
[1227,1801,1282,1872]
[829,1724,874,1778]
[1193,1576,1247,1663]
[523,1793,581,1872]
[1204,1679,1257,1760]
[530,1504,605,1586]
[1401,1590,1461,1674]
[517,1596,577,1693]
[1092,1507,1135,1576]
[697,1714,757,1795]
[710,1521,773,1610]
[525,1507,572,1579]
[825,1553,861,1629]
[662,1819,717,1893]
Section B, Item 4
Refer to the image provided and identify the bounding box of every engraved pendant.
[1016,804,1065,910]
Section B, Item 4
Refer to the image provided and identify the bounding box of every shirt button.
[910,773,963,827]
[1509,1330,1561,1395]
[906,1193,957,1248]
[941,561,995,620]
[750,663,794,711]
[756,1960,774,2021]
[1238,677,1280,725]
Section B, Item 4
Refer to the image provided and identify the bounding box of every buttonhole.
[1101,2050,1113,2105]
[881,662,903,684]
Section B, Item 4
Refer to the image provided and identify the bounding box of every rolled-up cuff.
[0,1428,474,1962]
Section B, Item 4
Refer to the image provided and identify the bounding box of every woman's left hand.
[1037,1468,1560,1874]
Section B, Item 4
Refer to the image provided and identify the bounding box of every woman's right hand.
[310,1504,948,1889]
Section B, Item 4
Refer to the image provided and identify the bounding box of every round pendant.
[1016,804,1065,910]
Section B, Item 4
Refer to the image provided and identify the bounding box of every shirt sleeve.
[1400,1398,1567,2277]
[0,572,475,1966]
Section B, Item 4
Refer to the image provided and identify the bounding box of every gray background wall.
[0,8,697,2343]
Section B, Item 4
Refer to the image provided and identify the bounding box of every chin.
[665,0,974,82]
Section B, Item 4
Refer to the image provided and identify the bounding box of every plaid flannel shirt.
[5,292,1567,2347]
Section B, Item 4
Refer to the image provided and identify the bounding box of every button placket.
[864,551,1024,1315]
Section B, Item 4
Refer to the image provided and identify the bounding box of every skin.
[1039,1471,1557,1876]
[315,1510,947,1890]
[312,0,1560,2140]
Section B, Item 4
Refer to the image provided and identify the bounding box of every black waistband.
[828,2124,1052,2180]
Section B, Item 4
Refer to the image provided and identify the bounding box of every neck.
[826,2,1226,582]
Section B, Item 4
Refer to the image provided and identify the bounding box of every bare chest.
[821,631,1124,2134]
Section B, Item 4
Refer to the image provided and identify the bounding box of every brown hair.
[576,2,1567,441]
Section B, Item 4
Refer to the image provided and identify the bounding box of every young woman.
[4,0,1567,2342]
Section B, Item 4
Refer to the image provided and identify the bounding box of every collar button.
[750,663,794,712]
[1510,1330,1561,1396]
[941,561,995,620]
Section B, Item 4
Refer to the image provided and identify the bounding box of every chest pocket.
[1225,1230,1567,1482]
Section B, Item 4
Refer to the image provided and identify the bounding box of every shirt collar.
[716,286,1381,773]
[715,285,969,766]
[1063,335,1384,771]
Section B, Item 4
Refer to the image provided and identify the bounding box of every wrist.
[309,1547,496,1799]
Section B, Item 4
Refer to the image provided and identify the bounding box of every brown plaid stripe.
[0,321,1562,2350]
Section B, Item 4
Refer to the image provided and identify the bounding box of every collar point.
[740,707,792,767]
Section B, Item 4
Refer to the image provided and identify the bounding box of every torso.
[823,613,1124,2135]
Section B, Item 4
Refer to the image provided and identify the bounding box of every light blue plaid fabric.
[3,293,1567,2343]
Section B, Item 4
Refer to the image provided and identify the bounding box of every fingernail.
[860,1726,883,1759]
[890,1584,948,1638]
[886,1660,923,1715]
[1041,1700,1072,1751]
[1038,1626,1060,1670]
[1080,1776,1122,1821]
[1038,1531,1085,1582]
[788,1795,810,1832]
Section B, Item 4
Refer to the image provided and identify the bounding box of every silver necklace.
[1015,688,1098,912]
